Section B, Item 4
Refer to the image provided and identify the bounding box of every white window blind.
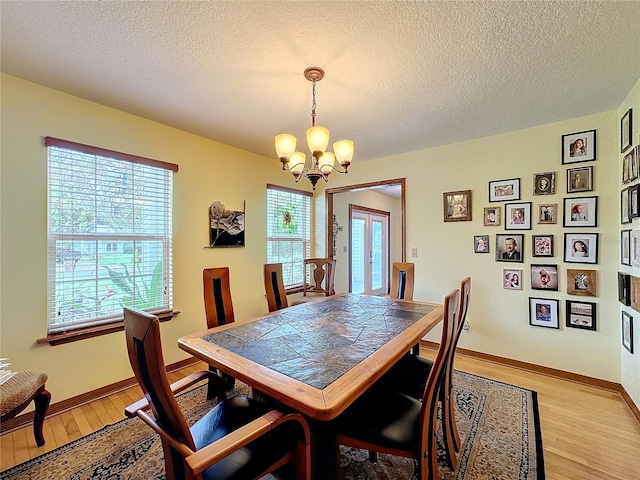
[266,184,312,288]
[46,137,176,334]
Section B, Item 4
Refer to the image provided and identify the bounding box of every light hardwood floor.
[1,352,639,479]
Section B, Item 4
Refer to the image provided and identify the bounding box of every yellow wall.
[317,110,621,383]
[0,73,307,402]
[618,76,640,409]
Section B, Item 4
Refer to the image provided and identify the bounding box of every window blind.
[46,137,175,334]
[266,184,311,288]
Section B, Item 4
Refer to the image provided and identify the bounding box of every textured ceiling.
[2,1,640,164]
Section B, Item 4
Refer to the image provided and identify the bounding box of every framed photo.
[483,206,501,226]
[474,235,490,253]
[529,297,560,329]
[618,272,631,306]
[563,196,597,227]
[621,230,631,266]
[622,148,638,184]
[566,300,597,331]
[567,166,593,193]
[562,129,596,164]
[566,269,596,296]
[621,188,631,224]
[503,269,522,290]
[532,234,553,257]
[632,231,640,267]
[630,185,640,219]
[489,178,520,202]
[533,172,555,195]
[537,203,557,224]
[496,234,524,263]
[505,202,532,230]
[564,233,598,264]
[621,108,632,153]
[443,190,472,222]
[622,312,634,353]
[530,264,558,291]
[632,276,640,313]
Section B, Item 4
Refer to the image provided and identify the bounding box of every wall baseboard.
[420,340,640,426]
[0,357,199,434]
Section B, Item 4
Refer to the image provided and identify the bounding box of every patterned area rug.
[0,371,544,480]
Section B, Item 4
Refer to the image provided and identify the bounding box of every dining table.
[178,292,444,477]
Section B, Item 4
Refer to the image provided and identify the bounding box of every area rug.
[0,371,544,480]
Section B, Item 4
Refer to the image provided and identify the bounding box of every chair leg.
[33,388,51,447]
[411,342,420,355]
[368,451,378,462]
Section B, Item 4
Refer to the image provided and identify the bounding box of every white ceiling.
[2,1,639,164]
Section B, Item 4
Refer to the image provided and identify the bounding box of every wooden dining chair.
[390,262,419,354]
[329,288,459,480]
[390,262,415,301]
[264,263,289,312]
[203,267,236,395]
[123,306,311,480]
[384,277,471,469]
[292,258,336,306]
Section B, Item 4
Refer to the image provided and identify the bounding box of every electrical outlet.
[411,248,418,258]
[462,320,470,331]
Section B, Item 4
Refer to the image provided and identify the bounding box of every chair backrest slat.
[264,263,289,312]
[302,258,336,297]
[203,267,235,328]
[390,262,415,300]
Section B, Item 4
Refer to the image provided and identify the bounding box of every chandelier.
[275,67,354,190]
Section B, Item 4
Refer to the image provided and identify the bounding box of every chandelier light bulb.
[319,152,335,175]
[333,139,354,167]
[307,126,330,154]
[275,134,296,160]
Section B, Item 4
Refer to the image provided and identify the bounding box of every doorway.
[325,178,406,294]
[350,205,389,295]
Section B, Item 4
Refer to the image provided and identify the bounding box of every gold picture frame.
[566,269,596,297]
[443,190,472,222]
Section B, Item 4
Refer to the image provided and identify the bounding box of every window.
[266,184,312,289]
[46,137,177,335]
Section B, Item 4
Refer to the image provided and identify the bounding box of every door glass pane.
[351,218,365,294]
[371,220,383,290]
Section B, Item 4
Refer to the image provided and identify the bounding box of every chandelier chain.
[310,80,317,127]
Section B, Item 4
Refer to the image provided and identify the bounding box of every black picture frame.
[488,178,520,202]
[630,185,640,219]
[621,108,633,153]
[532,234,554,257]
[619,272,631,306]
[562,129,596,164]
[529,297,560,329]
[564,233,598,264]
[495,234,524,263]
[622,311,634,354]
[566,300,597,331]
[563,196,598,228]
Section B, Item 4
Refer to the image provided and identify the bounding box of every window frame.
[266,183,312,292]
[40,137,178,345]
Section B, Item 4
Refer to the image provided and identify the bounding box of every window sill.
[37,310,179,346]
[285,284,305,295]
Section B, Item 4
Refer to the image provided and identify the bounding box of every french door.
[350,205,389,295]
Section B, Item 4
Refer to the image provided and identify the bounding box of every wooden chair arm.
[186,410,311,476]
[135,409,195,457]
[125,371,215,418]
